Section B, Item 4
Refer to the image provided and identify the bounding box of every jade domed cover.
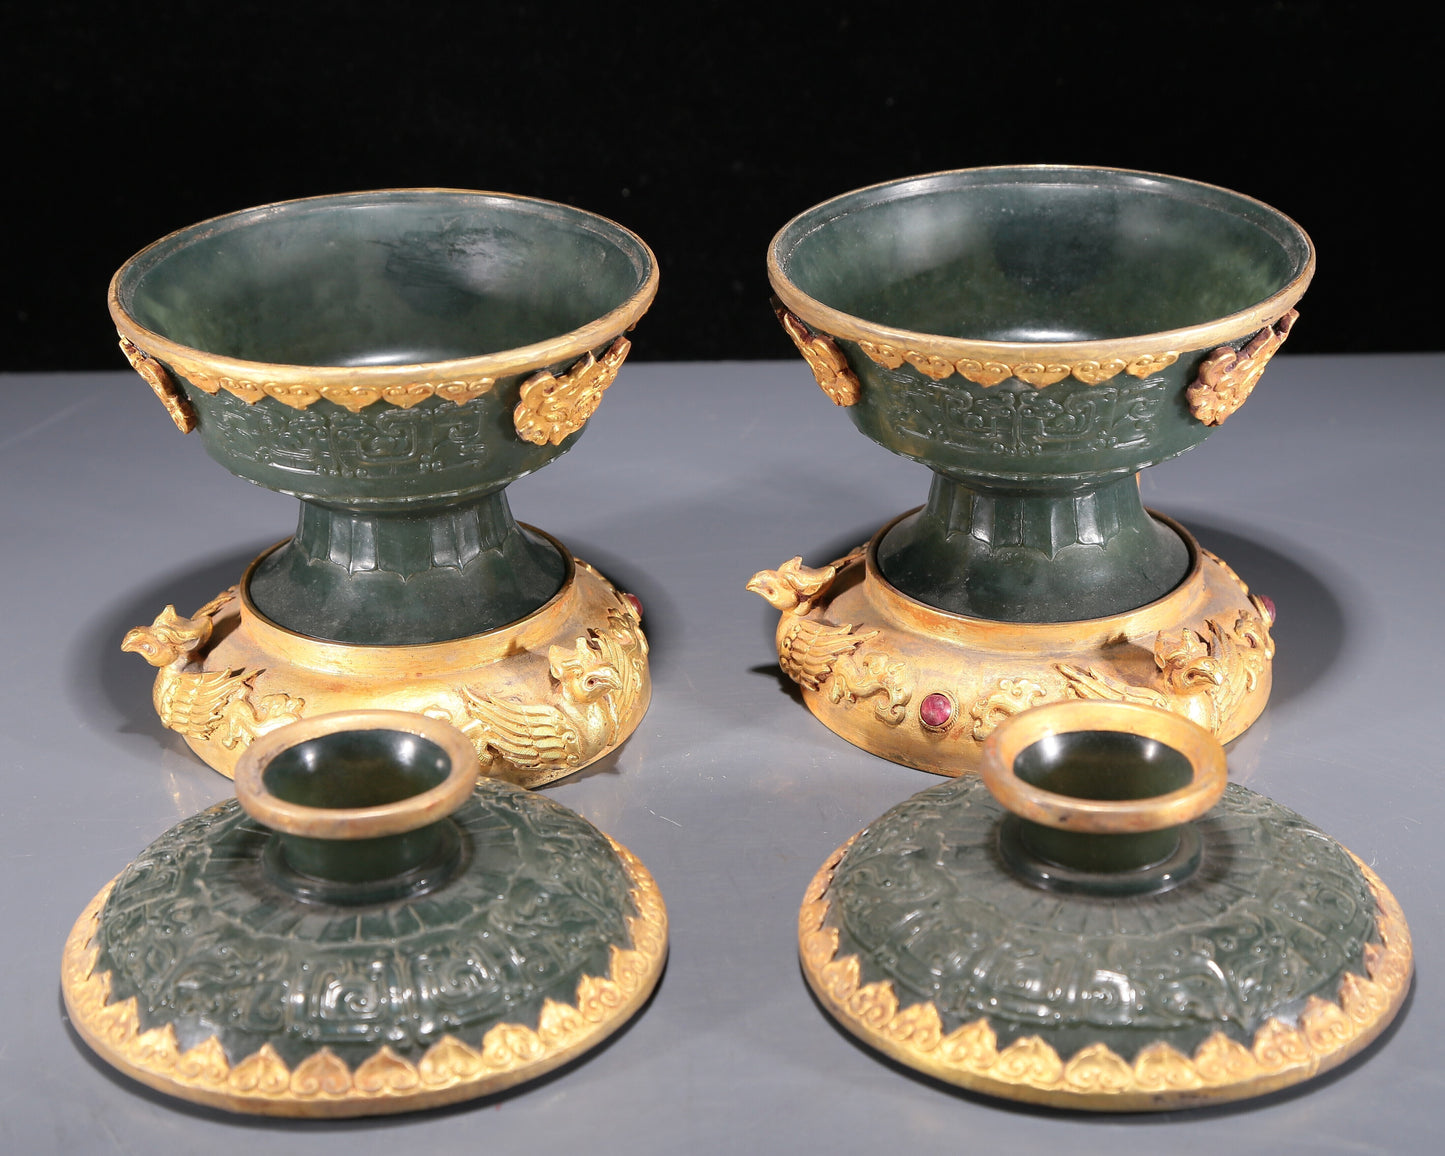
[63,713,667,1116]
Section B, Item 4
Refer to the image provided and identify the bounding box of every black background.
[5,1,1435,369]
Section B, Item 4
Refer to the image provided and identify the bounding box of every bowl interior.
[1014,731,1195,802]
[775,168,1311,342]
[117,192,653,367]
[262,729,452,810]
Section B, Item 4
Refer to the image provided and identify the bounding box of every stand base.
[123,529,649,785]
[750,512,1273,776]
[799,779,1412,1111]
[63,784,668,1117]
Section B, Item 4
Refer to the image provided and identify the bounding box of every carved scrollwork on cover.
[62,792,667,1112]
[801,778,1412,1106]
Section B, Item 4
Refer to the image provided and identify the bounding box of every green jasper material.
[836,348,1208,489]
[779,172,1305,344]
[1011,729,1193,876]
[245,488,566,645]
[177,375,575,508]
[271,824,457,894]
[117,193,650,372]
[260,728,456,810]
[825,778,1381,1064]
[771,167,1312,622]
[90,778,639,1071]
[260,729,461,895]
[876,472,1189,621]
[111,190,655,646]
[1007,818,1187,880]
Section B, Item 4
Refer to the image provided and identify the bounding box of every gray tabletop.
[1,356,1441,1153]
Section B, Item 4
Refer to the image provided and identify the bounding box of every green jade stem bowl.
[769,166,1314,622]
[110,190,658,645]
[62,711,668,1115]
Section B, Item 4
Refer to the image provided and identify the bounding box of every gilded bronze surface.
[123,535,649,785]
[118,336,196,432]
[1188,309,1299,425]
[513,335,632,444]
[118,335,500,414]
[750,514,1273,776]
[774,306,861,405]
[849,336,1183,388]
[979,701,1227,834]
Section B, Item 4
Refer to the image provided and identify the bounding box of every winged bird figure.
[122,589,302,748]
[1057,603,1273,735]
[748,556,878,690]
[748,553,912,721]
[449,604,647,777]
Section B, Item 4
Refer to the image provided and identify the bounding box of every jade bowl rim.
[108,187,660,386]
[768,164,1315,362]
[234,709,480,840]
